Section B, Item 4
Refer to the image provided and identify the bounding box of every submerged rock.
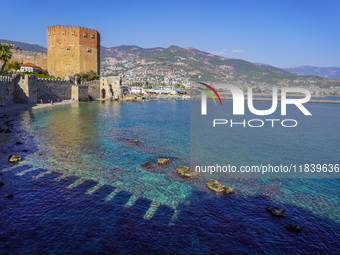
[285,224,303,233]
[158,158,170,165]
[22,149,29,152]
[206,180,235,195]
[8,155,22,163]
[266,206,285,217]
[5,129,11,133]
[176,166,201,178]
[16,141,23,145]
[7,194,13,198]
[0,182,4,186]
[130,139,139,145]
[141,162,153,169]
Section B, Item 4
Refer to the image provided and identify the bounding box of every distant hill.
[101,44,299,84]
[253,62,293,74]
[283,65,340,79]
[101,45,340,90]
[0,39,47,53]
[101,45,164,61]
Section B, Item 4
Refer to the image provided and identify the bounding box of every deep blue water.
[0,100,339,254]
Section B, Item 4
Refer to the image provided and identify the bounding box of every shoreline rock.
[129,139,139,146]
[141,162,153,169]
[8,155,22,163]
[266,206,285,217]
[285,224,303,233]
[176,166,201,178]
[206,180,235,195]
[158,158,170,165]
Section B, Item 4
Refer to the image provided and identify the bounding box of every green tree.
[4,61,21,72]
[75,70,100,83]
[0,44,12,72]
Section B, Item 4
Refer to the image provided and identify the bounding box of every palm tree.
[0,44,12,72]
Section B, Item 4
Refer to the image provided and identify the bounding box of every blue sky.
[1,0,339,68]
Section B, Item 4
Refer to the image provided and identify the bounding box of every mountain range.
[2,39,340,91]
[283,66,340,79]
[0,39,47,53]
[100,45,339,90]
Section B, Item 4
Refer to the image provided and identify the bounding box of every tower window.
[67,47,70,50]
[88,48,92,52]
[84,33,87,38]
[91,34,95,39]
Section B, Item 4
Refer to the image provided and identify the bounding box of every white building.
[130,86,144,94]
[20,63,42,73]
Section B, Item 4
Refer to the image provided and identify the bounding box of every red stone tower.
[47,25,100,76]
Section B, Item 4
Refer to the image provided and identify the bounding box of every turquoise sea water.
[0,100,339,254]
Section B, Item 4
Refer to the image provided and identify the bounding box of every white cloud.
[232,49,243,54]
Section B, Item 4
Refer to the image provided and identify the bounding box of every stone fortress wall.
[0,76,15,106]
[0,75,121,106]
[100,76,122,100]
[9,49,48,70]
[81,80,101,99]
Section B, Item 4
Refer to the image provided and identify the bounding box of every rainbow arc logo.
[198,82,222,106]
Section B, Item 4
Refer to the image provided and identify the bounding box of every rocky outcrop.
[176,166,201,178]
[285,224,303,233]
[130,139,139,145]
[206,180,235,195]
[158,158,170,165]
[141,162,153,169]
[8,155,22,163]
[266,206,285,217]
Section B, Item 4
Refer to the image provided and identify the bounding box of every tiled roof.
[20,63,41,68]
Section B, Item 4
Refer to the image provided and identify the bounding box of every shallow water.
[0,100,339,254]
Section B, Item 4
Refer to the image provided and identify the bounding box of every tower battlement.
[47,25,100,77]
[47,25,97,33]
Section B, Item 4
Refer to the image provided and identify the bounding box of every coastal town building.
[20,63,42,73]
